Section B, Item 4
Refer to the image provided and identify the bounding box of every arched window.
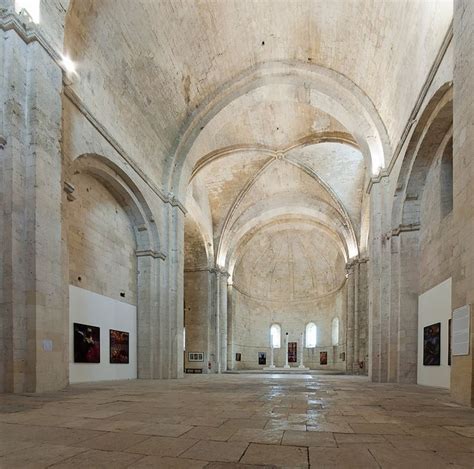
[332,318,339,346]
[270,324,281,348]
[15,0,40,23]
[305,322,317,348]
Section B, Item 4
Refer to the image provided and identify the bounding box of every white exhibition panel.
[417,278,451,389]
[452,304,470,356]
[69,285,137,383]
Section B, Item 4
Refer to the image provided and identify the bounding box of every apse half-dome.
[233,222,346,301]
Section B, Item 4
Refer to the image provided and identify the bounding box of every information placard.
[452,305,470,356]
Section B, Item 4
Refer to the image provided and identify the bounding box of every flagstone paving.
[0,373,473,468]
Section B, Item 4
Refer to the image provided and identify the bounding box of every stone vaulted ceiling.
[63,0,453,278]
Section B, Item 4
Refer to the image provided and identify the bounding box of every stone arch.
[70,154,160,253]
[392,84,453,228]
[389,83,453,384]
[170,61,391,201]
[224,206,352,277]
[66,153,163,380]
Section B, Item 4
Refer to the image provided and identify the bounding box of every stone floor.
[1,374,474,468]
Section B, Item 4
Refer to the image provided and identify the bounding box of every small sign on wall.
[452,305,470,356]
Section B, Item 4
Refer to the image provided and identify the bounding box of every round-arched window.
[305,322,317,348]
[332,317,339,346]
[270,324,281,348]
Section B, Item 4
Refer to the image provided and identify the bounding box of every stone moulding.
[64,87,187,215]
[0,9,187,215]
[135,249,166,260]
[367,21,453,194]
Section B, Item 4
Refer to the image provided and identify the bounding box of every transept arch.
[170,61,391,201]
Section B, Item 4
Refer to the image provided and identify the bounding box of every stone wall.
[67,172,137,305]
[451,0,474,406]
[230,288,346,370]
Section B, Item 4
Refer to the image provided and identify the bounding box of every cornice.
[184,266,230,277]
[136,249,167,260]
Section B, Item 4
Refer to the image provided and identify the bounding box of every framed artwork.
[109,329,129,364]
[423,322,441,366]
[74,323,100,363]
[189,352,204,362]
[258,352,266,365]
[448,318,452,366]
[320,351,328,365]
[235,353,241,362]
[288,342,297,363]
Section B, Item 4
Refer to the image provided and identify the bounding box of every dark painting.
[235,353,241,362]
[423,322,441,366]
[288,342,297,363]
[448,319,452,366]
[320,351,328,365]
[110,329,129,364]
[74,323,100,363]
[258,352,266,365]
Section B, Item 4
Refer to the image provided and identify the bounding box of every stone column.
[208,269,219,372]
[0,21,66,392]
[451,0,474,406]
[353,262,360,373]
[298,332,305,368]
[368,179,386,382]
[161,201,185,378]
[284,332,290,368]
[136,253,162,378]
[269,342,275,368]
[346,264,355,372]
[227,283,234,370]
[397,230,419,383]
[217,270,229,372]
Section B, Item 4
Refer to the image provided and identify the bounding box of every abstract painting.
[74,323,100,363]
[258,352,266,365]
[288,342,297,363]
[448,318,452,366]
[423,322,441,366]
[109,329,129,364]
[320,351,328,365]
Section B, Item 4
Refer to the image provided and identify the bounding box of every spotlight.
[61,54,76,75]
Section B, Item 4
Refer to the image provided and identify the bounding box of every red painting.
[288,342,297,363]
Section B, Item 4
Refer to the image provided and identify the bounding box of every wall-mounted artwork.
[320,351,328,365]
[74,323,100,363]
[109,329,129,364]
[288,342,297,363]
[448,319,452,366]
[235,353,241,362]
[189,352,204,362]
[423,322,441,366]
[258,352,266,365]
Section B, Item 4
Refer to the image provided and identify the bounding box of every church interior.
[1,0,474,467]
